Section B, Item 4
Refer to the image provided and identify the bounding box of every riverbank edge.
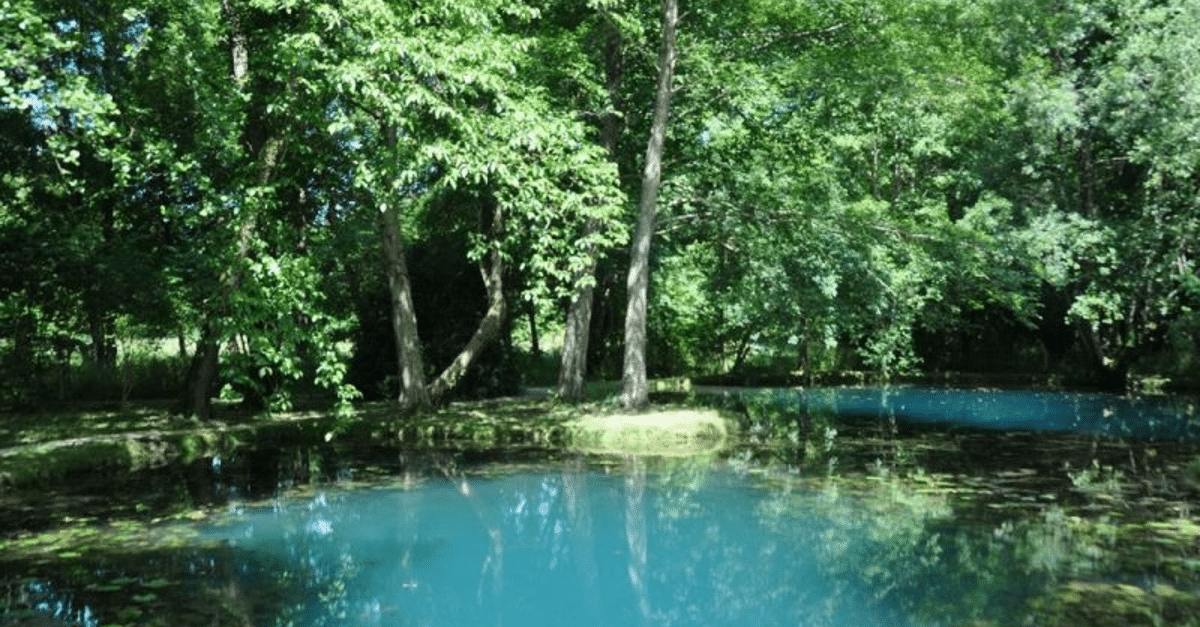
[0,400,555,492]
[0,393,742,492]
[694,370,1200,395]
[5,372,1199,493]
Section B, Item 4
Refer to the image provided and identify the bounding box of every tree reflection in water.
[624,455,651,625]
[184,460,975,627]
[6,441,1197,627]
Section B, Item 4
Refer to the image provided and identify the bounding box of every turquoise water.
[6,387,1198,626]
[196,463,993,627]
[763,387,1200,441]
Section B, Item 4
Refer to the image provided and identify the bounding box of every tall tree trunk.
[87,199,118,370]
[86,310,117,368]
[622,0,678,410]
[379,199,431,412]
[558,278,597,401]
[526,305,541,358]
[426,202,506,403]
[558,22,626,402]
[180,0,282,418]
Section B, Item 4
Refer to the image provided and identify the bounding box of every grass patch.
[0,404,181,449]
[0,390,741,492]
[566,408,734,457]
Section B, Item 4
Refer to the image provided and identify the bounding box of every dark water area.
[2,387,1199,627]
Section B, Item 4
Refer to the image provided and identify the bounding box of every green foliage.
[2,0,629,410]
[629,0,1200,384]
[2,0,1199,404]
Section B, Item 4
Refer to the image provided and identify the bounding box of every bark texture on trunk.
[379,201,431,412]
[557,279,597,401]
[426,203,506,403]
[622,0,678,410]
[558,19,624,403]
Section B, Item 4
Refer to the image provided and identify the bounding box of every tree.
[283,0,623,410]
[630,0,1034,380]
[622,0,678,410]
[1,0,216,403]
[1,0,368,414]
[181,0,286,418]
[555,7,627,402]
[951,0,1200,385]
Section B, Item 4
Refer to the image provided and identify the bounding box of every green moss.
[1186,456,1200,485]
[1030,580,1200,627]
[566,408,735,457]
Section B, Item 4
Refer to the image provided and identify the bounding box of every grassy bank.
[0,382,724,491]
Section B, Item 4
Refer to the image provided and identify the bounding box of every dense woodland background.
[3,0,1199,415]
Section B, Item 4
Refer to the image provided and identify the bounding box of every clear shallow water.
[194,463,995,627]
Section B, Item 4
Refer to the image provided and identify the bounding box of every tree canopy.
[3,0,1198,412]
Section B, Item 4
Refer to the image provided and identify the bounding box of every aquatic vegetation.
[2,389,1199,626]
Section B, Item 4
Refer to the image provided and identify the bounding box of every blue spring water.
[751,387,1200,441]
[198,466,976,627]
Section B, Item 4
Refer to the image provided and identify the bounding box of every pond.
[2,387,1199,627]
[777,386,1200,441]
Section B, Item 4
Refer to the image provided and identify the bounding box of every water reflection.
[769,387,1200,441]
[4,449,1198,627]
[186,462,1007,627]
[4,388,1198,627]
[624,456,650,626]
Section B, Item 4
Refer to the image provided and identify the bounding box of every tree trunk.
[527,305,541,357]
[558,22,625,403]
[183,324,221,419]
[557,279,597,401]
[622,0,678,410]
[426,203,506,403]
[176,329,189,364]
[179,0,283,418]
[86,310,117,369]
[379,200,431,412]
[86,199,118,370]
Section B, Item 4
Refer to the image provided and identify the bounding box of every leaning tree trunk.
[379,193,507,410]
[558,22,626,403]
[622,0,678,410]
[426,202,506,404]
